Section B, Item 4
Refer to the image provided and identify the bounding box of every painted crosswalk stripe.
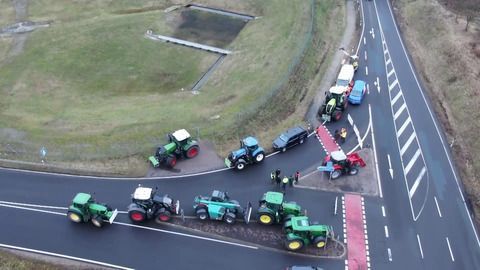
[391,91,402,106]
[397,117,411,137]
[405,148,421,175]
[409,166,426,198]
[387,68,395,78]
[400,132,416,155]
[389,79,398,91]
[394,103,407,120]
[386,58,391,65]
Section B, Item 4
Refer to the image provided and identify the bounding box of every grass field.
[0,0,344,175]
[393,0,480,222]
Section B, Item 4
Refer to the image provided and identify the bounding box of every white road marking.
[386,57,391,65]
[417,234,424,259]
[384,226,389,238]
[393,103,407,120]
[434,196,443,218]
[347,114,354,126]
[377,77,380,93]
[405,149,421,175]
[364,36,366,45]
[385,0,480,247]
[356,0,365,55]
[400,132,416,155]
[381,206,386,217]
[0,203,258,250]
[364,51,367,61]
[0,243,134,270]
[370,27,375,39]
[409,167,426,198]
[367,83,370,95]
[369,104,383,198]
[387,154,393,179]
[387,247,393,261]
[389,79,398,91]
[365,66,368,76]
[0,200,68,210]
[396,117,411,137]
[446,237,455,262]
[391,91,402,106]
[387,68,395,78]
[353,125,363,149]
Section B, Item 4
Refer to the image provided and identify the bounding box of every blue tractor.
[225,136,265,170]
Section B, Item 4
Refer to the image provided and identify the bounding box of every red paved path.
[316,125,340,153]
[345,194,368,270]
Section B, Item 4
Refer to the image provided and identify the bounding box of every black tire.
[333,110,342,121]
[285,238,304,251]
[349,167,359,175]
[91,215,103,228]
[313,236,327,248]
[67,211,83,223]
[196,208,209,220]
[128,204,147,223]
[258,211,275,225]
[155,208,172,223]
[224,212,236,225]
[184,145,200,159]
[331,169,342,180]
[166,155,177,168]
[283,214,295,223]
[318,105,326,117]
[254,152,265,163]
[235,160,246,170]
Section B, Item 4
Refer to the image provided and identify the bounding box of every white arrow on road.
[387,154,393,178]
[370,27,375,39]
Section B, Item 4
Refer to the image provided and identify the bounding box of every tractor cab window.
[73,203,84,209]
[247,145,257,153]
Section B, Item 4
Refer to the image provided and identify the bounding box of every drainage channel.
[186,4,256,21]
[191,55,225,93]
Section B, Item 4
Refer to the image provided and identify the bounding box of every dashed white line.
[434,196,443,218]
[389,79,398,91]
[367,83,370,95]
[446,237,455,262]
[396,117,411,137]
[405,148,421,175]
[364,51,367,61]
[376,77,380,93]
[393,103,407,120]
[381,206,386,217]
[417,234,424,259]
[387,247,393,261]
[391,91,402,105]
[400,132,416,155]
[365,66,369,76]
[384,225,389,238]
[364,36,366,45]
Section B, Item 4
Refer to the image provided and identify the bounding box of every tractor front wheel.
[331,169,342,180]
[155,208,172,223]
[185,145,200,159]
[313,236,327,248]
[91,215,103,228]
[166,155,177,168]
[254,152,265,163]
[258,212,275,225]
[67,211,82,223]
[349,167,359,175]
[235,160,246,170]
[285,239,304,251]
[224,212,236,225]
[196,208,209,220]
[333,110,343,121]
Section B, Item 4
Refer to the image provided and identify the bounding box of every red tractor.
[320,150,366,179]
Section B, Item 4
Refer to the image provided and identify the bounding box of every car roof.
[283,126,306,137]
[337,64,354,81]
[353,80,366,91]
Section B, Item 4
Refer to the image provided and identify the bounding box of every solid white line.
[393,103,407,120]
[446,237,455,262]
[0,203,258,250]
[381,206,386,217]
[434,196,443,218]
[400,132,416,155]
[387,68,395,78]
[365,66,368,76]
[0,200,68,210]
[356,0,366,55]
[387,247,392,261]
[385,0,480,247]
[404,148,421,175]
[391,91,402,105]
[396,117,411,137]
[409,167,426,198]
[0,243,134,270]
[369,104,383,198]
[384,226,389,238]
[346,110,372,155]
[389,79,398,91]
[417,234,424,259]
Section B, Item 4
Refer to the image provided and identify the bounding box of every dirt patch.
[168,217,345,258]
[296,148,378,196]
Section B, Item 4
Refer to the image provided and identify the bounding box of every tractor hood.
[282,202,302,213]
[230,148,246,160]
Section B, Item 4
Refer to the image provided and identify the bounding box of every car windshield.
[337,79,349,86]
[279,134,289,142]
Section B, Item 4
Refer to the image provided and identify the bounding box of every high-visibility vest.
[270,172,275,179]
[282,177,289,184]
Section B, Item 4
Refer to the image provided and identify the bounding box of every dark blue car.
[348,80,366,104]
[273,126,308,152]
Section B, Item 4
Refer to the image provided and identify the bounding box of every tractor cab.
[72,193,92,211]
[240,137,260,155]
[225,136,265,170]
[211,190,229,202]
[169,129,192,146]
[329,150,348,166]
[262,191,284,211]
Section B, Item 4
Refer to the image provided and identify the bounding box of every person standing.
[288,175,294,187]
[282,176,289,194]
[340,127,347,144]
[270,171,276,184]
[334,129,340,142]
[275,169,282,187]
[294,171,300,184]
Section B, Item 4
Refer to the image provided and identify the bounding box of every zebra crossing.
[381,38,429,221]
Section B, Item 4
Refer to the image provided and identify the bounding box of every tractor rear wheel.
[155,208,172,223]
[91,215,103,228]
[224,212,236,224]
[128,208,146,223]
[196,208,209,220]
[285,239,304,251]
[349,167,359,175]
[313,236,327,248]
[166,155,177,168]
[331,169,342,180]
[258,212,275,225]
[254,152,265,163]
[67,211,82,223]
[185,145,200,159]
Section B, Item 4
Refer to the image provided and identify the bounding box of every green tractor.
[283,216,335,251]
[318,86,349,122]
[257,191,304,225]
[193,190,252,225]
[67,193,118,228]
[149,129,200,168]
